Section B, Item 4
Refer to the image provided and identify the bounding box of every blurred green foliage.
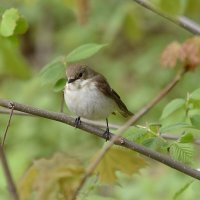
[0,8,28,37]
[1,0,200,199]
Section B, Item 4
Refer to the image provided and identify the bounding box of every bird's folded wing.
[94,74,133,117]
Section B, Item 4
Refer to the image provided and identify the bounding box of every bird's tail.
[119,108,134,118]
[116,100,134,118]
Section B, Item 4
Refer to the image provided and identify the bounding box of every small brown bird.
[64,64,133,140]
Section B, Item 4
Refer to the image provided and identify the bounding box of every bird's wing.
[94,74,133,117]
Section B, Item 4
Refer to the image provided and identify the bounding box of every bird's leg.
[103,118,111,141]
[75,116,81,128]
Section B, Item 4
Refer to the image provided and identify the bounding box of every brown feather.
[94,74,133,118]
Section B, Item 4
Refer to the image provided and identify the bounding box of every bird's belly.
[64,86,116,120]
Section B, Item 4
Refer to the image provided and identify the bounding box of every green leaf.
[0,36,31,78]
[94,146,147,184]
[0,8,19,36]
[169,142,194,163]
[189,88,200,109]
[190,114,200,129]
[159,0,188,15]
[18,153,84,200]
[161,99,185,119]
[142,136,168,152]
[103,5,127,42]
[190,88,200,100]
[53,78,66,92]
[125,126,149,144]
[142,137,156,147]
[123,10,142,42]
[188,99,200,110]
[148,123,162,133]
[0,8,28,37]
[14,16,29,35]
[160,122,192,133]
[173,181,193,200]
[86,195,115,200]
[179,132,194,143]
[39,57,66,85]
[66,43,107,63]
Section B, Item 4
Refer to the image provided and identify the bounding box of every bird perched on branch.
[64,64,133,140]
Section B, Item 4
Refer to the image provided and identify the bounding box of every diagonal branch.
[0,99,200,182]
[2,109,200,145]
[132,0,200,34]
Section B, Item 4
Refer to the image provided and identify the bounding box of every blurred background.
[1,0,200,199]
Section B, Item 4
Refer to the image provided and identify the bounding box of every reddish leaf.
[182,36,200,70]
[160,41,184,68]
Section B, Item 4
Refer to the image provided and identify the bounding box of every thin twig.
[161,134,200,145]
[2,104,14,147]
[71,68,186,199]
[0,145,19,200]
[132,0,200,35]
[0,103,18,200]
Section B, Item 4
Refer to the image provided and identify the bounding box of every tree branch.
[0,99,200,181]
[132,0,200,35]
[0,109,121,129]
[2,109,200,145]
[2,109,199,146]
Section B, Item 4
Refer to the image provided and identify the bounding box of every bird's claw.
[75,116,81,128]
[103,128,111,141]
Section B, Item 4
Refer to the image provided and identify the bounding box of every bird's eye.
[79,73,83,78]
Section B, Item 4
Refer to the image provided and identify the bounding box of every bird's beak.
[68,78,76,83]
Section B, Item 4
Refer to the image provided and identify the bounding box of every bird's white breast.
[64,79,116,120]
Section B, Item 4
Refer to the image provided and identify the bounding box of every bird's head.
[66,64,96,84]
